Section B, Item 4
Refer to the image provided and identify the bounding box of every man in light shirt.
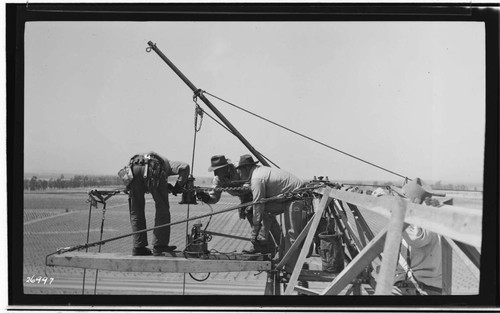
[235,154,305,257]
[392,178,445,295]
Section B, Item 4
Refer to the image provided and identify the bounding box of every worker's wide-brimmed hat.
[235,154,259,169]
[208,155,231,172]
[393,177,445,202]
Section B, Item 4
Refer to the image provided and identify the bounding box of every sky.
[24,21,485,184]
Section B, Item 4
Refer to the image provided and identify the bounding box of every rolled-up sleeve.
[205,176,223,204]
[168,160,190,186]
[251,177,266,226]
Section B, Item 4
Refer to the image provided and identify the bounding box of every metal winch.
[184,222,211,257]
[179,175,198,205]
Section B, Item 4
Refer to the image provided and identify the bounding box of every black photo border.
[6,2,499,310]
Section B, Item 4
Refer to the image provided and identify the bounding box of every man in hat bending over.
[118,152,190,256]
[392,178,445,295]
[235,154,305,255]
[196,155,251,210]
[196,155,282,247]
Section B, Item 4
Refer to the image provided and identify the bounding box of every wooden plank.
[334,200,364,251]
[196,252,269,261]
[321,227,388,295]
[348,203,382,263]
[375,197,407,295]
[320,188,482,248]
[348,203,376,241]
[441,237,453,295]
[294,286,320,295]
[284,188,332,295]
[331,201,364,261]
[354,215,367,247]
[46,252,271,273]
[275,214,314,270]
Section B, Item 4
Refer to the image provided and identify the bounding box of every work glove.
[168,182,184,196]
[196,191,211,203]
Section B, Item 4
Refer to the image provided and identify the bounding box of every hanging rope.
[182,91,206,294]
[194,105,233,134]
[203,91,409,180]
[190,91,280,168]
[194,91,204,133]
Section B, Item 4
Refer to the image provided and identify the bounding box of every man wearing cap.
[118,152,190,256]
[392,178,445,295]
[235,154,305,255]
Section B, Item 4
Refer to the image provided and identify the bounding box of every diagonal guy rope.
[204,91,409,180]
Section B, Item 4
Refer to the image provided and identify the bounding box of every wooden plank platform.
[46,252,272,273]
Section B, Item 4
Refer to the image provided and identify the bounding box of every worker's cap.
[372,187,387,197]
[208,155,231,172]
[235,154,259,169]
[394,177,445,203]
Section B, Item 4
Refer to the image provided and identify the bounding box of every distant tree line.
[430,181,479,192]
[24,174,123,191]
[24,175,480,192]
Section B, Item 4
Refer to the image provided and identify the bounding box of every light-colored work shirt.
[249,166,304,225]
[163,159,190,186]
[394,225,443,288]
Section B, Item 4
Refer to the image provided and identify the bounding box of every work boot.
[153,245,177,256]
[132,247,152,256]
[242,242,273,255]
[242,247,259,254]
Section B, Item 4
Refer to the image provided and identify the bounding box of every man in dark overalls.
[119,152,190,256]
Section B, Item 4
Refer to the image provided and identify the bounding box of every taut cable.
[204,91,408,180]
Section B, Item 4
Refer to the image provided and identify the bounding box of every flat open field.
[23,187,482,295]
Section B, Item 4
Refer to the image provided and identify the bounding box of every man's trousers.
[129,164,171,248]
